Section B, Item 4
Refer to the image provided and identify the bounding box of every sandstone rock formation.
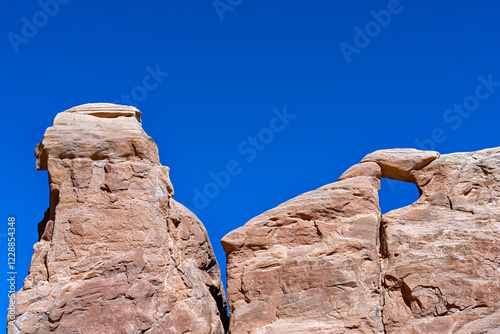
[8,104,228,334]
[381,148,500,333]
[9,105,500,334]
[222,148,500,333]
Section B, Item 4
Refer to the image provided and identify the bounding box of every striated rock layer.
[9,104,228,334]
[223,148,500,333]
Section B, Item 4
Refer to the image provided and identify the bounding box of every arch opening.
[379,178,420,214]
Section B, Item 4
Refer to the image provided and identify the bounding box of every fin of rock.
[9,104,228,334]
[222,147,500,333]
[222,160,384,333]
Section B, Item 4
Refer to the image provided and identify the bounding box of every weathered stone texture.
[381,148,500,334]
[10,104,500,334]
[9,104,228,334]
[223,148,500,333]
[222,161,384,333]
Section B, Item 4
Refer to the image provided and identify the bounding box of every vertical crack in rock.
[378,213,388,334]
[9,103,228,334]
[365,149,443,333]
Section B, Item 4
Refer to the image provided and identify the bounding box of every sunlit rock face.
[9,103,228,334]
[223,148,500,334]
[380,148,500,333]
[8,104,500,334]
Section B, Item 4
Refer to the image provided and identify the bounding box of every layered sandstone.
[8,104,228,334]
[222,161,384,333]
[223,148,500,333]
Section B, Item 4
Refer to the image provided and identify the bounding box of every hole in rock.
[379,178,420,214]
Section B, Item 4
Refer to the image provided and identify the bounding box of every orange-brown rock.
[222,161,384,333]
[9,105,500,334]
[223,148,500,333]
[380,148,500,333]
[361,148,440,182]
[8,104,228,334]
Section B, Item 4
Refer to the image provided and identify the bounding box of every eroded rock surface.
[9,104,228,334]
[223,147,500,333]
[222,162,384,333]
[361,148,440,182]
[381,148,500,333]
[9,107,500,334]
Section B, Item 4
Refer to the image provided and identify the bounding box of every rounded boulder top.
[63,103,142,122]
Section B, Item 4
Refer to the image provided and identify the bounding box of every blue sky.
[2,0,500,324]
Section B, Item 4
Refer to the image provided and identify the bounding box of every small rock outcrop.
[8,104,228,334]
[223,148,500,333]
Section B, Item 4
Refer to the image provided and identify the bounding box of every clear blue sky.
[2,0,500,324]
